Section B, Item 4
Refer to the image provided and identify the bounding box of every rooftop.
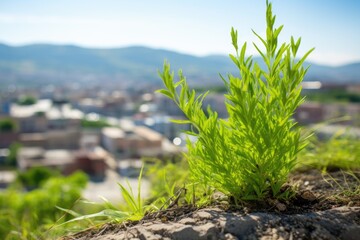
[18,147,75,169]
[10,99,84,119]
[133,126,163,141]
[102,127,125,139]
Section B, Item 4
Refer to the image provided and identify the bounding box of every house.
[0,117,19,148]
[294,102,325,125]
[0,170,16,188]
[101,126,164,159]
[10,99,83,149]
[0,149,9,165]
[10,99,51,133]
[295,102,360,127]
[132,126,163,156]
[134,115,190,141]
[74,147,108,180]
[17,147,75,174]
[101,127,125,155]
[19,129,81,149]
[0,132,19,148]
[17,146,108,177]
[10,99,83,133]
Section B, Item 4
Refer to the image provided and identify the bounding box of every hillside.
[0,43,359,87]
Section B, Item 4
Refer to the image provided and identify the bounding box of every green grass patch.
[297,136,360,171]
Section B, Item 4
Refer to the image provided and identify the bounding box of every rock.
[178,217,196,225]
[170,225,200,240]
[300,190,317,201]
[224,233,239,240]
[275,202,287,212]
[310,224,336,240]
[145,223,174,234]
[340,226,360,240]
[193,222,218,239]
[137,227,160,240]
[193,210,213,220]
[220,214,258,237]
[64,207,360,240]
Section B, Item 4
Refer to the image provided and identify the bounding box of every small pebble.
[301,190,317,201]
[276,202,287,212]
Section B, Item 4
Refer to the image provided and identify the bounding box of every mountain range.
[0,43,359,88]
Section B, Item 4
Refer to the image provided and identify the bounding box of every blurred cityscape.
[1,66,360,201]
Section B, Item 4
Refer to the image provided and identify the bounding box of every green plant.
[157,1,313,201]
[297,135,360,171]
[146,159,188,202]
[60,166,153,229]
[145,159,213,208]
[321,171,360,205]
[5,142,21,167]
[0,118,17,132]
[304,89,360,103]
[15,167,60,190]
[116,166,150,220]
[0,171,87,239]
[17,96,37,106]
[81,118,112,129]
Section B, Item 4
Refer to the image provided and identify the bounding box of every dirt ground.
[62,169,360,240]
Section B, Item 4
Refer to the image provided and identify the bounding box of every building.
[295,102,325,125]
[134,115,191,141]
[0,116,19,148]
[101,126,164,159]
[17,147,75,174]
[9,99,83,149]
[10,99,83,133]
[74,147,108,180]
[0,132,19,148]
[17,146,108,177]
[295,102,360,126]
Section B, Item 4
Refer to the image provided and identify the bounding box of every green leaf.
[156,89,173,99]
[170,119,192,124]
[240,42,247,63]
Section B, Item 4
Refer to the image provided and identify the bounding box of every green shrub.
[0,171,88,239]
[158,1,313,201]
[5,142,21,167]
[59,166,151,230]
[15,167,60,190]
[81,118,111,129]
[17,96,37,105]
[0,118,17,132]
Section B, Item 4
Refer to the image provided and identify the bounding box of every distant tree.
[0,118,16,132]
[16,167,60,189]
[305,90,360,103]
[17,96,37,105]
[81,118,111,128]
[5,142,21,167]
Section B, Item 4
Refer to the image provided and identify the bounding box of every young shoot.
[157,1,314,201]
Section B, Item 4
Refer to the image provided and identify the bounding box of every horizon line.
[1,41,359,68]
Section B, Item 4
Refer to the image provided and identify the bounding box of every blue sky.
[0,0,359,66]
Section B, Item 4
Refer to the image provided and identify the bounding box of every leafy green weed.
[157,1,313,202]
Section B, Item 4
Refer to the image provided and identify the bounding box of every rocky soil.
[63,170,360,240]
